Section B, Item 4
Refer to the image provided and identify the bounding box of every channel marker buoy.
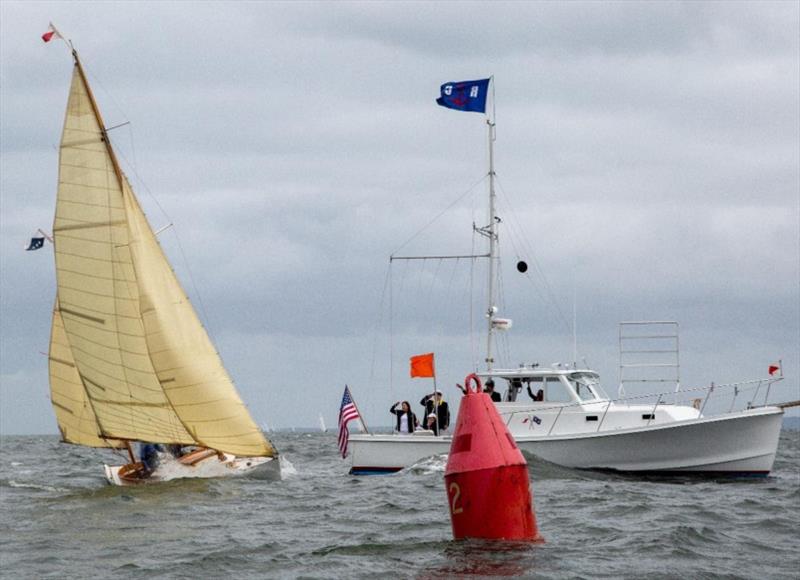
[444,373,543,541]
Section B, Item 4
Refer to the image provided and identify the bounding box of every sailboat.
[347,78,789,476]
[319,413,328,433]
[47,46,277,485]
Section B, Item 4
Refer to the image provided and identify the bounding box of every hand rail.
[646,394,661,426]
[547,407,564,436]
[495,376,784,422]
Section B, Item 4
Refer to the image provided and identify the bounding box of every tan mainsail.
[49,53,273,457]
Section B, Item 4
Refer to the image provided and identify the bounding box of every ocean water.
[1,430,798,579]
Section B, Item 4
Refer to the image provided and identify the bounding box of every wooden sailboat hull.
[103,452,279,486]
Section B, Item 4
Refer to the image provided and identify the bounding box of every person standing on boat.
[484,379,502,403]
[527,383,544,401]
[390,401,419,434]
[420,392,450,434]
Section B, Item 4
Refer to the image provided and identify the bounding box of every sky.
[1,1,798,436]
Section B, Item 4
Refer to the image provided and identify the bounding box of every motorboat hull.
[348,407,784,476]
[103,451,278,486]
[515,407,783,475]
[349,434,452,475]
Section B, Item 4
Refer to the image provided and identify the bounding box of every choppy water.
[1,430,798,579]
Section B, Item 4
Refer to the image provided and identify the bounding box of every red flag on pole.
[768,364,780,376]
[42,23,61,43]
[410,353,435,378]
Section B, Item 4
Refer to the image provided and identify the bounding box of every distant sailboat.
[319,413,327,433]
[47,46,277,485]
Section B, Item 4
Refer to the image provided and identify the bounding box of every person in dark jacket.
[420,391,450,433]
[390,401,418,434]
[140,443,162,472]
[527,383,544,401]
[484,379,502,403]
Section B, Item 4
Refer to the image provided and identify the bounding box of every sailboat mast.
[70,50,126,191]
[485,94,497,373]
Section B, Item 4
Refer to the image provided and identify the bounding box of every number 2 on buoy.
[449,482,463,514]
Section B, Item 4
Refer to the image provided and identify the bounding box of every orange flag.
[410,353,435,378]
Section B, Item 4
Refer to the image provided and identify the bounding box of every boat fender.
[444,373,543,541]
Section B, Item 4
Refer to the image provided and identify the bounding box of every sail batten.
[49,54,273,458]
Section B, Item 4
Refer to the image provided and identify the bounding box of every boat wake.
[5,479,66,493]
[278,455,298,478]
[403,454,449,475]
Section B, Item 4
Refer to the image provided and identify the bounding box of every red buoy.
[444,373,543,541]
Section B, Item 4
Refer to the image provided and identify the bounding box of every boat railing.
[501,376,783,435]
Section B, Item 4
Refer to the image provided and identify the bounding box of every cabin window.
[545,378,572,403]
[642,414,655,420]
[585,415,599,422]
[568,372,607,401]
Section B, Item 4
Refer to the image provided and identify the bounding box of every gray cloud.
[1,1,797,434]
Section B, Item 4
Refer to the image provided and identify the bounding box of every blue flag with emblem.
[25,237,45,251]
[436,78,491,113]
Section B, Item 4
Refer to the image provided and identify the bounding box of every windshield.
[568,372,607,401]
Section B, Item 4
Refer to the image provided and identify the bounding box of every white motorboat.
[349,365,786,476]
[347,78,789,477]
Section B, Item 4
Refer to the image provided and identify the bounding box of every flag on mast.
[41,23,62,43]
[768,364,781,376]
[436,78,490,113]
[25,237,45,251]
[337,386,360,458]
[410,352,435,378]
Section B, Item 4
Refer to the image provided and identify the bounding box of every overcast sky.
[1,1,798,436]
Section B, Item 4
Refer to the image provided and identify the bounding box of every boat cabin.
[478,366,610,405]
[477,364,700,436]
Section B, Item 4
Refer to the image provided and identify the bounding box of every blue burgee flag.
[25,237,45,251]
[436,78,491,113]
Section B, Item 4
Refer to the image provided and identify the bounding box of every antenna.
[572,283,577,366]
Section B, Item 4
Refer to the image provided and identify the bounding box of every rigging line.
[495,176,559,303]
[469,238,477,371]
[368,264,392,395]
[389,260,394,399]
[112,144,216,340]
[423,258,444,308]
[391,174,488,257]
[80,55,134,141]
[495,175,572,334]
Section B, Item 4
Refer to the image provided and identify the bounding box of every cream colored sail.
[48,298,120,447]
[51,54,273,457]
[123,177,274,457]
[52,63,196,446]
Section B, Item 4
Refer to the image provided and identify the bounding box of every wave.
[4,479,66,493]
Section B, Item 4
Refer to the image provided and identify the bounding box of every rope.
[368,265,392,409]
[391,174,487,256]
[494,175,572,336]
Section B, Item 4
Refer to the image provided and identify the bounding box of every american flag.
[338,386,360,458]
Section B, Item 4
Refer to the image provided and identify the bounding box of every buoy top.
[445,374,527,476]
